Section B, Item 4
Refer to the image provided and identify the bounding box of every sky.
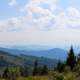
[0,0,80,49]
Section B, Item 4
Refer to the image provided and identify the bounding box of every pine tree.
[66,46,76,70]
[41,65,48,75]
[3,67,9,78]
[38,66,43,75]
[56,60,65,72]
[32,60,38,76]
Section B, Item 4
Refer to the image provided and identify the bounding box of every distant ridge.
[0,47,67,60]
[0,49,58,69]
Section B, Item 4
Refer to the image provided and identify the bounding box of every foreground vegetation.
[0,46,80,80]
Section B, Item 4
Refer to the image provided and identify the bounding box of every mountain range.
[0,49,58,69]
[0,46,68,70]
[0,47,67,60]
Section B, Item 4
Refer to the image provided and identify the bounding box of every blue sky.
[0,0,80,18]
[0,0,80,49]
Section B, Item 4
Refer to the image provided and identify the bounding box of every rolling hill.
[0,47,67,60]
[0,49,58,69]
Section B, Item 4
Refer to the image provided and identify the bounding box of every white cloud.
[52,7,80,29]
[2,0,80,32]
[1,6,80,31]
[1,0,80,46]
[0,18,21,31]
[8,0,17,6]
[19,0,80,30]
[21,0,58,16]
[66,7,80,17]
[66,7,80,28]
[19,0,58,30]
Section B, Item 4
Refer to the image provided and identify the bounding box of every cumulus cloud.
[8,0,17,6]
[19,0,80,30]
[1,0,80,32]
[52,7,80,29]
[21,0,58,12]
[0,18,21,31]
[0,0,80,45]
[66,7,80,28]
[19,0,58,30]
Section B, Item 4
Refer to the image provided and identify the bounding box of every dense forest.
[0,46,80,80]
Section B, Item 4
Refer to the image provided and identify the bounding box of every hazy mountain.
[11,45,52,51]
[0,50,58,69]
[0,47,67,60]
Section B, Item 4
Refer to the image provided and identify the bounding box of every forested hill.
[0,50,58,69]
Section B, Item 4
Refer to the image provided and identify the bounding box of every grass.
[17,76,50,80]
[0,76,52,80]
[0,71,79,80]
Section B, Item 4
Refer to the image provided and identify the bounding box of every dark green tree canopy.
[32,60,39,76]
[66,46,76,70]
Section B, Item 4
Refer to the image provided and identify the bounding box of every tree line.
[1,60,48,80]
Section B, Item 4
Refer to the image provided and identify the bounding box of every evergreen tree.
[40,65,48,75]
[56,60,65,72]
[32,60,38,76]
[66,46,76,70]
[77,53,80,63]
[3,67,9,78]
[20,66,29,77]
[38,66,43,75]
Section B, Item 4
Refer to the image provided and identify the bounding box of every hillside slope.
[0,50,58,69]
[0,47,67,60]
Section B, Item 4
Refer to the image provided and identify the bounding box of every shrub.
[56,74,64,80]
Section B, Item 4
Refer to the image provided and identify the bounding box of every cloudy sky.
[0,0,80,48]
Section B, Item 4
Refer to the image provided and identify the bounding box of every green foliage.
[32,60,49,76]
[20,66,29,77]
[56,60,65,72]
[2,67,21,80]
[3,67,9,78]
[63,66,70,74]
[40,65,48,75]
[32,60,39,76]
[2,46,80,80]
[56,74,64,80]
[66,46,76,70]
